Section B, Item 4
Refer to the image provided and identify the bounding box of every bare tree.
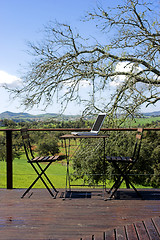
[9,0,160,118]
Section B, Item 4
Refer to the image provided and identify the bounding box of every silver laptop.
[71,113,106,136]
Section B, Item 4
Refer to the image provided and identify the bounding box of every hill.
[0,110,160,123]
[0,111,80,122]
[143,111,160,117]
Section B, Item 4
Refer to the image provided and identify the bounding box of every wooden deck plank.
[134,221,150,240]
[115,226,127,240]
[103,229,115,240]
[144,218,160,239]
[94,232,105,240]
[152,216,160,236]
[125,224,138,240]
[0,188,160,240]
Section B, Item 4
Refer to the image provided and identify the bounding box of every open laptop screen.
[92,114,106,132]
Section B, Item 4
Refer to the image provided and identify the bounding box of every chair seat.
[29,155,60,163]
[106,156,133,162]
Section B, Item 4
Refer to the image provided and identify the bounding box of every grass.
[13,160,67,188]
[122,116,160,127]
[0,156,151,189]
[0,156,88,189]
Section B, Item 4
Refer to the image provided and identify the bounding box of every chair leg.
[21,162,45,198]
[119,165,143,199]
[108,177,124,199]
[36,162,58,193]
[21,162,57,198]
[108,162,128,195]
[108,162,143,199]
[124,176,143,199]
[108,175,121,194]
[125,179,130,189]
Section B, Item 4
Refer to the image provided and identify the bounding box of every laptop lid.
[91,113,106,134]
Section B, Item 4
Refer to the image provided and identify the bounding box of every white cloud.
[110,62,142,87]
[79,79,91,88]
[0,70,21,87]
[64,79,90,88]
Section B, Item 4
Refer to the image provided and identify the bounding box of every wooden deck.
[0,188,160,240]
[91,216,160,240]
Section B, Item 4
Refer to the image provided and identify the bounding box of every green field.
[0,157,75,188]
[126,116,160,127]
[0,157,150,189]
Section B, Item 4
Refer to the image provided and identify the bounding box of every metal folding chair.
[106,128,143,199]
[21,128,59,198]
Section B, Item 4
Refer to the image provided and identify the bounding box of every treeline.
[0,118,92,161]
[0,118,92,129]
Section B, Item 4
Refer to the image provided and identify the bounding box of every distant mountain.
[142,111,160,117]
[0,110,160,122]
[0,111,79,121]
[0,111,34,119]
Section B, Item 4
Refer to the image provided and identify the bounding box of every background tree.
[0,135,6,161]
[72,126,160,187]
[0,132,22,161]
[9,0,160,119]
[36,133,60,156]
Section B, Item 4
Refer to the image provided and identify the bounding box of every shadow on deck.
[0,188,160,239]
[60,188,160,200]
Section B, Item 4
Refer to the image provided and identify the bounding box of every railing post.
[6,130,13,189]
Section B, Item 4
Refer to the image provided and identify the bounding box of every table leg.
[64,139,71,198]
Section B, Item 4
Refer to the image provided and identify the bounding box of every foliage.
[0,117,92,161]
[71,138,106,185]
[0,135,6,161]
[0,132,22,161]
[36,133,60,156]
[2,119,17,128]
[72,126,160,187]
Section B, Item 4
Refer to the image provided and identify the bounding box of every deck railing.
[1,127,160,189]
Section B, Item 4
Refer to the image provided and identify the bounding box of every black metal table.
[60,134,108,198]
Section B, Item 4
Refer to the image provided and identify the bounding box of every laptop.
[71,113,106,136]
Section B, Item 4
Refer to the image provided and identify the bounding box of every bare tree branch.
[7,0,160,118]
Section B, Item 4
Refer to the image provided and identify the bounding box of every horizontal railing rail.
[1,127,160,132]
[1,127,160,189]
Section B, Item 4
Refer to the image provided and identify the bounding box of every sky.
[0,0,159,115]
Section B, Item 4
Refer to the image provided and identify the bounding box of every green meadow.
[0,157,81,189]
[0,156,150,189]
[122,116,160,127]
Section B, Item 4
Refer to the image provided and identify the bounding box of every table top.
[60,134,108,139]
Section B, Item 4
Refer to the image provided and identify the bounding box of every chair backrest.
[21,128,35,161]
[132,128,143,161]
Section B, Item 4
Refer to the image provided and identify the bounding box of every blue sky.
[0,0,104,115]
[0,0,159,115]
